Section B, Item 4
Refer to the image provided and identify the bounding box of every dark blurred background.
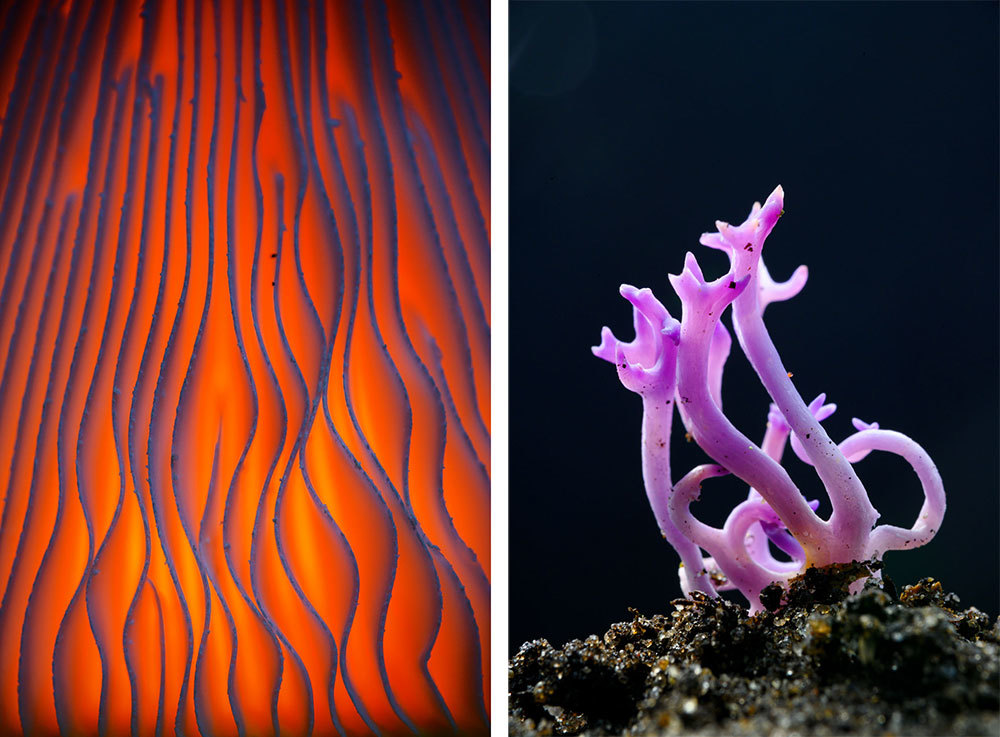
[509,1,999,653]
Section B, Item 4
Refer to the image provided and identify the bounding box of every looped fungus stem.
[593,187,945,614]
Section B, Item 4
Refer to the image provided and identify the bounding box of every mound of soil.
[509,562,999,736]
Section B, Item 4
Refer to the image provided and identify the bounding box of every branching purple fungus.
[593,186,945,613]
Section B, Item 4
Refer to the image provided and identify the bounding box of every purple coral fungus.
[593,187,946,613]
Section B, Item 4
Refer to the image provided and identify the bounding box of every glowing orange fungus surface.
[0,0,489,735]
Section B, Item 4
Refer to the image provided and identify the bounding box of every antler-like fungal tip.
[619,282,638,298]
[592,326,618,362]
[682,250,704,279]
[621,283,670,325]
[785,265,809,297]
[851,417,880,431]
[662,319,681,345]
[595,186,943,611]
[757,196,783,232]
[806,393,836,420]
[759,260,809,308]
[699,231,728,251]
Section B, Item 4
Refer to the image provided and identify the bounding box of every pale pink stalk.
[593,286,716,595]
[668,253,824,545]
[702,187,878,565]
[669,464,787,613]
[593,187,946,612]
[839,428,946,557]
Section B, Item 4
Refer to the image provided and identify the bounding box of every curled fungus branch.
[593,186,945,613]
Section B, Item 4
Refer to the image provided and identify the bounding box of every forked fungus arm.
[594,187,945,611]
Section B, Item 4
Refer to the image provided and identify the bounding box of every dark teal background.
[509,1,999,652]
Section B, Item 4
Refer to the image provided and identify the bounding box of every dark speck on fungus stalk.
[593,187,945,614]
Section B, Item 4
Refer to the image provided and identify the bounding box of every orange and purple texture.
[0,0,489,735]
